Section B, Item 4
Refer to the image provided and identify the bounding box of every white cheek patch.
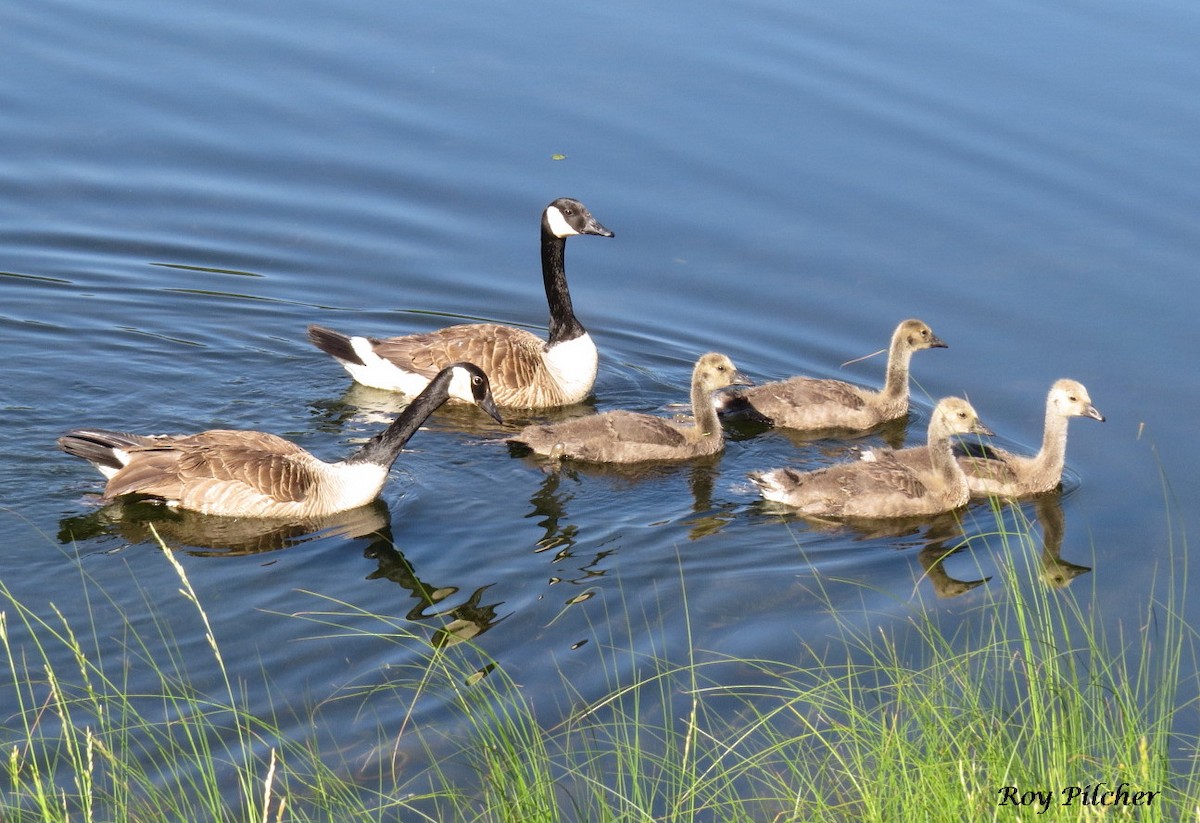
[446,366,476,403]
[545,206,578,238]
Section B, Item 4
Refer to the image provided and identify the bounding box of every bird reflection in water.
[57,497,395,557]
[521,452,736,587]
[362,537,507,649]
[1031,492,1091,589]
[58,497,507,649]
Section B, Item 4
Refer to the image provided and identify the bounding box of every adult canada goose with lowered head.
[955,379,1104,498]
[510,352,751,464]
[58,363,501,518]
[750,397,992,519]
[308,197,613,409]
[717,319,946,431]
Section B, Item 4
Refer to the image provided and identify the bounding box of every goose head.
[543,198,615,239]
[694,352,752,394]
[446,362,504,422]
[896,318,948,352]
[1048,379,1105,422]
[931,397,993,438]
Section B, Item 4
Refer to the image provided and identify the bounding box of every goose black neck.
[347,372,452,467]
[543,230,585,345]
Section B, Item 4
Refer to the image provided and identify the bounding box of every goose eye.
[473,375,483,387]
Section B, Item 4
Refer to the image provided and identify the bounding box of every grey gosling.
[58,363,502,518]
[750,396,992,518]
[717,318,946,430]
[308,197,613,409]
[509,353,751,464]
[956,379,1104,497]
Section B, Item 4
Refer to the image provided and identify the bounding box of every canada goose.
[308,197,613,409]
[717,319,947,431]
[955,379,1104,498]
[750,397,992,518]
[509,352,751,464]
[58,363,502,518]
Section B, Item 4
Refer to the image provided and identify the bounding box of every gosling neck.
[1030,403,1072,486]
[927,419,969,495]
[880,334,914,404]
[690,378,725,443]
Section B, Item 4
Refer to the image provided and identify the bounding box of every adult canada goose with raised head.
[308,197,613,409]
[510,352,750,464]
[717,318,946,431]
[58,363,501,518]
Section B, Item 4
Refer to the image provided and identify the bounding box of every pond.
[3,0,1199,816]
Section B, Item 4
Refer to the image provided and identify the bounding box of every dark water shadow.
[723,407,912,452]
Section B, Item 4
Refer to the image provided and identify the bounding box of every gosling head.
[931,396,993,437]
[896,318,948,352]
[694,352,753,393]
[1048,379,1105,422]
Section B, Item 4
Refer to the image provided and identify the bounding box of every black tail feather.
[307,324,365,366]
[57,429,140,471]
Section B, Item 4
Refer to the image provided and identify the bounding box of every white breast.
[315,460,392,512]
[543,333,598,404]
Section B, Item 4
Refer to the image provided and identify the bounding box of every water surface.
[2,0,1198,809]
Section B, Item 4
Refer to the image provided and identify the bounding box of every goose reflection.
[521,452,736,563]
[58,496,508,646]
[827,511,991,599]
[362,538,507,648]
[917,540,991,599]
[57,497,394,556]
[906,493,1089,597]
[1032,492,1091,589]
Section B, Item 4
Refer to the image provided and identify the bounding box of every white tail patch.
[96,448,131,479]
[341,337,433,394]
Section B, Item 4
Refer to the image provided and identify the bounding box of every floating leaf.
[551,153,567,161]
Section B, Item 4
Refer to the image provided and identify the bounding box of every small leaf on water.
[551,153,567,161]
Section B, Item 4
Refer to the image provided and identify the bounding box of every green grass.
[3,505,1199,822]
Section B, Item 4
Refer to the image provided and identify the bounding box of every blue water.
[3,0,1199,811]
